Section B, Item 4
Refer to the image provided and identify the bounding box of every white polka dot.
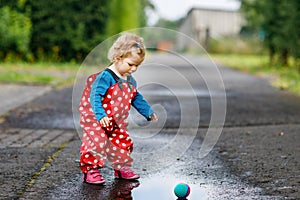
[110,100,114,104]
[128,88,131,92]
[118,97,122,101]
[106,149,110,152]
[93,123,97,127]
[83,102,87,106]
[94,159,98,163]
[116,140,120,144]
[115,114,119,118]
[83,133,87,137]
[122,143,126,147]
[103,104,107,108]
[130,94,133,97]
[120,103,124,107]
[120,149,125,153]
[95,137,99,142]
[82,96,86,101]
[96,127,101,130]
[112,133,116,137]
[107,110,111,114]
[114,107,118,111]
[88,98,90,102]
[79,107,83,111]
[85,154,89,158]
[107,94,111,99]
[119,135,124,139]
[114,91,118,95]
[125,95,128,99]
[100,143,104,148]
[86,118,91,122]
[90,131,94,135]
[89,108,93,112]
[101,133,106,137]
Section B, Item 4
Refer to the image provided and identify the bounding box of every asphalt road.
[0,53,299,199]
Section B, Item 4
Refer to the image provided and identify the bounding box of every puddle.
[133,176,208,200]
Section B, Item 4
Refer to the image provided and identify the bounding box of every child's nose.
[131,66,137,72]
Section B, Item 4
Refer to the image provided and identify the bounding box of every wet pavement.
[1,53,300,199]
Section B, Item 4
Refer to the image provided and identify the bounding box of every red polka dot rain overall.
[79,71,137,173]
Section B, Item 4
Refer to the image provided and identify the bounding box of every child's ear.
[115,56,122,63]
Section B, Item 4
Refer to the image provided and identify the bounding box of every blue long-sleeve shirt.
[90,70,154,121]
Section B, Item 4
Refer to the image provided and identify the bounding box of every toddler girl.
[79,33,158,184]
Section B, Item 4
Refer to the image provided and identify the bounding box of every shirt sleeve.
[130,76,154,120]
[90,71,114,121]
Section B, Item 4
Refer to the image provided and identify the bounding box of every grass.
[1,55,299,96]
[0,62,79,88]
[211,54,300,96]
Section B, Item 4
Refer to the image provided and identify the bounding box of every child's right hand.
[149,113,158,122]
[100,116,111,127]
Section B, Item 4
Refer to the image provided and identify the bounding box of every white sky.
[148,0,241,25]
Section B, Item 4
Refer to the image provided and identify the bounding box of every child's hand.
[149,113,158,122]
[100,116,110,127]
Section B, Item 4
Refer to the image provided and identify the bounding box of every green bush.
[0,6,32,60]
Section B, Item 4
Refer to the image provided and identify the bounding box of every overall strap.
[105,68,133,91]
[105,68,120,82]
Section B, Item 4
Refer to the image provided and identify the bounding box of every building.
[177,7,245,50]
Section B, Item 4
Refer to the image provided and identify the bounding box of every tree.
[106,0,147,36]
[0,0,151,62]
[0,6,32,59]
[27,0,109,61]
[241,0,300,66]
[1,0,110,61]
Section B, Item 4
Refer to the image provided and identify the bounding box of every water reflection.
[109,180,140,200]
[81,179,140,200]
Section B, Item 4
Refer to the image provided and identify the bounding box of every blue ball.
[174,183,190,199]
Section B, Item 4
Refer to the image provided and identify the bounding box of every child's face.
[116,54,143,77]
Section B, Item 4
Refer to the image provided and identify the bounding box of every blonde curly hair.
[108,33,146,63]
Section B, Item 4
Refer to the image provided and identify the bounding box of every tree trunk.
[280,49,289,66]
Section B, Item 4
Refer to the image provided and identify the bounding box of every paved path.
[0,128,75,148]
[0,53,299,199]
